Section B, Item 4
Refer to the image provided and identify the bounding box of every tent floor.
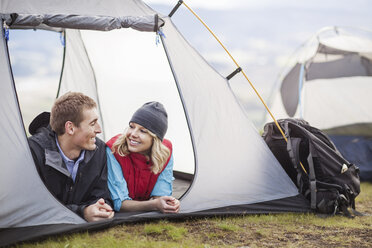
[172,177,192,199]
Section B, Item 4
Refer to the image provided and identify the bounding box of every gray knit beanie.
[130,101,168,140]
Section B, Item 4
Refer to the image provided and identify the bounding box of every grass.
[143,221,187,241]
[14,182,372,248]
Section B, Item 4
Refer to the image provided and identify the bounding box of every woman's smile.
[126,122,153,155]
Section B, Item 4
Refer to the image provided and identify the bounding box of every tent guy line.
[180,0,288,141]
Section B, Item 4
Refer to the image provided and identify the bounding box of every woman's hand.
[155,196,180,213]
[120,196,180,213]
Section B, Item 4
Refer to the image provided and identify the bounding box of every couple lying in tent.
[27,92,180,222]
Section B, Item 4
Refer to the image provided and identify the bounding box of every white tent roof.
[269,27,372,134]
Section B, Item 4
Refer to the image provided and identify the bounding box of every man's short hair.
[50,92,97,135]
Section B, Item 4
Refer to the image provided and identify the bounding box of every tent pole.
[298,63,305,118]
[56,30,66,99]
[1,21,28,137]
[159,28,197,200]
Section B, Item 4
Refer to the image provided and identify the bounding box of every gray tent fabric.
[280,63,301,117]
[1,0,311,245]
[0,0,156,16]
[0,26,85,228]
[280,52,372,117]
[306,53,372,80]
[2,13,164,32]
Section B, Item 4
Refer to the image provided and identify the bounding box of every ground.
[15,182,372,248]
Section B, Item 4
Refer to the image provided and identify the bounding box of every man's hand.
[155,196,180,213]
[83,198,115,222]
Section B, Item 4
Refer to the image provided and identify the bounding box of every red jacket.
[106,135,172,201]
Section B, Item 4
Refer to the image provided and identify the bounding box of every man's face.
[71,108,102,151]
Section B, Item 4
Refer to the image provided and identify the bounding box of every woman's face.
[126,122,153,155]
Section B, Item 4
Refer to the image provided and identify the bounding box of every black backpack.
[262,118,361,216]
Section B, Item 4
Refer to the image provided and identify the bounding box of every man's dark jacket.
[27,114,113,219]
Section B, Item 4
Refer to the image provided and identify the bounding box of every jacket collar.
[34,126,98,177]
[45,149,71,177]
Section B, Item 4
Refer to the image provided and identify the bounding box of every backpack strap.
[350,197,366,216]
[288,122,320,211]
[289,138,303,190]
[284,122,298,167]
[306,143,317,210]
[351,208,366,216]
[283,122,307,193]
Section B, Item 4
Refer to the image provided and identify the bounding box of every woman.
[106,101,180,213]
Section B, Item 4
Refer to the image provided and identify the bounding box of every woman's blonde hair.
[111,129,170,174]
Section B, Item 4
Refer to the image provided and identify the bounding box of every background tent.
[268,26,372,181]
[0,0,310,246]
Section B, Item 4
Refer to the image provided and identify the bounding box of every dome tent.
[0,0,310,246]
[268,26,372,182]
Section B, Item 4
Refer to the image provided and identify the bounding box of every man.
[28,92,114,222]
